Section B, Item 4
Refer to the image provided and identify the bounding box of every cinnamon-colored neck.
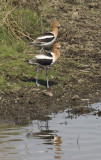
[52,27,58,38]
[53,47,60,60]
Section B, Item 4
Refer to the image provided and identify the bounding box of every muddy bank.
[0,86,101,124]
[0,0,101,124]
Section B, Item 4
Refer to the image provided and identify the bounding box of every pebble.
[88,2,98,9]
[71,94,80,100]
[78,79,84,84]
[72,11,79,19]
[31,88,40,92]
[42,91,53,97]
[81,99,89,102]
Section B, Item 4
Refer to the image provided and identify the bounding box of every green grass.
[0,1,54,92]
[0,40,59,91]
[0,42,34,91]
[0,0,63,92]
[72,61,86,67]
[0,123,20,131]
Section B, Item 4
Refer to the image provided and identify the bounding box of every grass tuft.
[0,0,47,92]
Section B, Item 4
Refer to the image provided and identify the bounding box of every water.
[0,102,101,160]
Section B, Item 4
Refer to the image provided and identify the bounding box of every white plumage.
[31,21,60,53]
[28,43,61,88]
[36,54,53,60]
[37,34,54,40]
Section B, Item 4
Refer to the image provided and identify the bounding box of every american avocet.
[28,43,61,88]
[31,21,60,53]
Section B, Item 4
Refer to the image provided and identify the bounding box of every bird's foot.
[47,84,50,89]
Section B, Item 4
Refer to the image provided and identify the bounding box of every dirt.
[0,0,101,125]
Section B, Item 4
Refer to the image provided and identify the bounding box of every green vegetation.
[0,123,20,131]
[0,0,52,92]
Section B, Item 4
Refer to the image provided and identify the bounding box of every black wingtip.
[30,42,35,46]
[30,42,33,46]
[25,60,29,63]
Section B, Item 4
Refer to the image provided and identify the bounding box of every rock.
[50,75,55,79]
[81,99,89,102]
[88,2,99,9]
[15,100,18,103]
[31,88,40,92]
[42,91,53,97]
[79,70,90,73]
[72,11,79,19]
[71,94,80,100]
[78,79,84,84]
[22,0,26,3]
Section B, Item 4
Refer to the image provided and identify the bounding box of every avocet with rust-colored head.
[31,21,60,53]
[28,43,61,88]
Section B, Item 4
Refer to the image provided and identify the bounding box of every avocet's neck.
[53,47,60,60]
[52,26,58,38]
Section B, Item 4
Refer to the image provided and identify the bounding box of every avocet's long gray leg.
[46,67,49,88]
[40,47,44,54]
[36,68,40,87]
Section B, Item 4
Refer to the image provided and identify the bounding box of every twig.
[15,29,33,40]
[77,134,80,150]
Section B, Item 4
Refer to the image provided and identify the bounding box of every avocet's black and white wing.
[28,52,54,66]
[35,52,54,66]
[28,42,61,88]
[31,32,55,47]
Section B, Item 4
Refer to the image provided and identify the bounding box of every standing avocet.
[28,43,61,88]
[31,21,60,53]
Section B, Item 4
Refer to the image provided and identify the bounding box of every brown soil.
[0,0,101,124]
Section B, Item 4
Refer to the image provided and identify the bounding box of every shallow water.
[0,102,101,160]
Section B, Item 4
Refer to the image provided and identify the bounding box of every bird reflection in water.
[26,120,63,159]
[53,135,63,159]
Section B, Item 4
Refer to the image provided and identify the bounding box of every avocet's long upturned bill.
[31,21,60,53]
[28,43,61,88]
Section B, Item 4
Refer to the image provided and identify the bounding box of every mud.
[0,0,101,124]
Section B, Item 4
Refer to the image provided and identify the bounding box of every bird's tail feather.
[26,58,37,65]
[30,41,35,46]
[30,40,39,46]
